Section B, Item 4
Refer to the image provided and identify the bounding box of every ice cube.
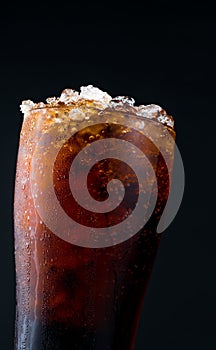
[157,114,174,128]
[80,85,112,104]
[137,104,162,118]
[46,96,59,104]
[59,89,79,103]
[37,102,46,108]
[137,104,174,128]
[109,96,135,107]
[20,100,36,114]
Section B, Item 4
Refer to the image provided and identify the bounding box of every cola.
[14,87,175,349]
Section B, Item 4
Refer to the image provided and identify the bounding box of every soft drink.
[14,86,175,349]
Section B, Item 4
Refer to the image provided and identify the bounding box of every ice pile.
[20,85,174,128]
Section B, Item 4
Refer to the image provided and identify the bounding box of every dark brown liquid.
[14,107,174,349]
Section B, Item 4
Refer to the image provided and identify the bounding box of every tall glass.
[14,87,175,349]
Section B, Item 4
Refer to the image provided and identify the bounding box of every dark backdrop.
[0,2,215,349]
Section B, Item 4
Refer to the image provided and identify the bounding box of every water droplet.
[135,120,145,129]
[69,108,85,121]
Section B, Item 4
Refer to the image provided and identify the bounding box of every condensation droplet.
[69,108,85,121]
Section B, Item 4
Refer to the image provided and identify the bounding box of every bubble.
[89,135,95,141]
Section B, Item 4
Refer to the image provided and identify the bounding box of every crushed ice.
[59,89,79,103]
[79,85,111,104]
[20,100,36,114]
[20,85,174,128]
[109,96,135,107]
[137,104,162,117]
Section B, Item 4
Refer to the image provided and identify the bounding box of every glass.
[14,87,175,349]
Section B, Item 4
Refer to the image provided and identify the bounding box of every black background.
[0,1,215,349]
